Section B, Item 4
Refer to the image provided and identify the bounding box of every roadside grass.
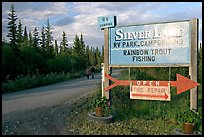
[2,71,85,93]
[66,67,202,135]
[2,66,102,94]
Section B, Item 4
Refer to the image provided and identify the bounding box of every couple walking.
[85,66,95,79]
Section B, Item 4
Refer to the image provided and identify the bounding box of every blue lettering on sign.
[98,14,116,29]
[109,21,190,66]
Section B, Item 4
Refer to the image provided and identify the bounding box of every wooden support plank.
[103,28,109,99]
[189,18,198,112]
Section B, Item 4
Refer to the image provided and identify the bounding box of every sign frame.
[108,19,192,68]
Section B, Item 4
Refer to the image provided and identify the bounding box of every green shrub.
[2,71,85,93]
[176,109,202,131]
[176,109,198,123]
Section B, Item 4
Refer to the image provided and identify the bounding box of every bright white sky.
[2,2,202,50]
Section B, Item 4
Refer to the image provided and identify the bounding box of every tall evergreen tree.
[80,33,86,54]
[80,33,85,49]
[33,27,39,48]
[85,45,90,66]
[45,19,54,58]
[79,33,87,66]
[6,4,23,79]
[60,31,68,54]
[73,34,87,70]
[23,26,28,46]
[95,46,101,66]
[17,19,23,46]
[54,40,59,56]
[7,4,18,48]
[28,30,33,46]
[89,47,96,66]
[40,26,46,54]
[73,35,81,56]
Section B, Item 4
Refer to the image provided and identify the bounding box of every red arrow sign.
[131,93,168,100]
[104,73,200,94]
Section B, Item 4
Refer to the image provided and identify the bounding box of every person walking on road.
[90,66,95,79]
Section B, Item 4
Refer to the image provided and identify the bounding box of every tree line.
[2,4,104,82]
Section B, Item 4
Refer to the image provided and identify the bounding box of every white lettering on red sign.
[134,81,160,86]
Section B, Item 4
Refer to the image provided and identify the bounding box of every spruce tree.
[73,34,87,70]
[23,26,28,46]
[80,33,85,49]
[7,4,18,48]
[79,33,87,67]
[54,40,59,56]
[33,27,39,48]
[60,31,68,54]
[6,4,22,79]
[45,19,54,58]
[73,35,81,56]
[95,46,101,66]
[40,26,46,54]
[79,33,86,54]
[17,19,23,46]
[85,45,90,66]
[89,47,95,66]
[28,30,33,46]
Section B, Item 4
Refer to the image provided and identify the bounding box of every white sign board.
[109,21,190,67]
[130,84,171,101]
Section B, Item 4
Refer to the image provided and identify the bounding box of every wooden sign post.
[97,14,116,99]
[103,28,110,99]
[189,18,199,112]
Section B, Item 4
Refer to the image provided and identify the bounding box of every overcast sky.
[2,2,202,50]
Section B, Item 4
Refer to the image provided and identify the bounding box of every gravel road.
[2,70,121,135]
[2,73,102,135]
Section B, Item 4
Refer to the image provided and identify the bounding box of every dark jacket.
[90,67,95,73]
